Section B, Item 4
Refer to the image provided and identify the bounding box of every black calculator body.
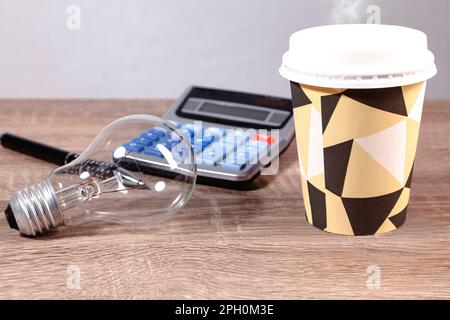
[122,86,295,188]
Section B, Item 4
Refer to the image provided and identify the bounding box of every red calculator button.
[251,134,275,145]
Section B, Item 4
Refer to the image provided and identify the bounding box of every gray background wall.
[0,0,448,99]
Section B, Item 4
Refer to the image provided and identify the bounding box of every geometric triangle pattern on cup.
[344,87,408,116]
[306,106,325,179]
[404,118,421,185]
[389,207,408,228]
[293,104,312,177]
[402,82,425,114]
[307,181,327,230]
[290,81,311,108]
[355,119,407,185]
[388,187,410,218]
[301,175,313,224]
[291,80,426,236]
[342,188,403,236]
[408,83,426,122]
[342,142,403,198]
[321,93,341,133]
[324,191,353,235]
[323,140,353,197]
[322,95,405,148]
[301,84,346,112]
[405,164,414,189]
[376,218,398,234]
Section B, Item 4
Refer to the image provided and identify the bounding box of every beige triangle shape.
[300,84,346,113]
[408,83,426,123]
[388,187,410,217]
[309,173,325,192]
[301,83,346,96]
[293,105,312,175]
[298,152,306,178]
[301,176,313,224]
[355,120,407,185]
[324,191,354,235]
[323,95,405,148]
[306,107,325,179]
[402,82,425,114]
[375,218,397,234]
[342,142,403,198]
[404,119,421,184]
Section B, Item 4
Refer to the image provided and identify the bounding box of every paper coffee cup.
[279,24,437,236]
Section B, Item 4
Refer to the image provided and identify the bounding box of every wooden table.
[0,100,449,299]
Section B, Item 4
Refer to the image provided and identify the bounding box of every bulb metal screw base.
[8,180,64,236]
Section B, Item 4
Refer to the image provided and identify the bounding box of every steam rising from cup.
[331,0,369,23]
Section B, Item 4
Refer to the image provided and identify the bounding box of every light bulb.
[4,115,197,236]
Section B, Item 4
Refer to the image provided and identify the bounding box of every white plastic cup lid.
[279,24,437,89]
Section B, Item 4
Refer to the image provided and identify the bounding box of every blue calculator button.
[204,132,220,142]
[162,141,178,151]
[221,162,245,171]
[132,137,154,146]
[205,127,225,138]
[200,157,215,166]
[183,123,203,134]
[123,143,144,153]
[235,151,248,164]
[148,128,166,138]
[203,149,216,158]
[171,140,181,147]
[180,128,194,138]
[248,141,269,152]
[192,145,203,154]
[169,133,182,143]
[143,147,163,158]
[203,133,217,142]
[140,132,159,141]
[201,136,214,147]
[202,142,211,149]
[223,139,238,152]
[180,124,195,134]
[234,131,250,143]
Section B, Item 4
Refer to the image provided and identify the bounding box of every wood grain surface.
[0,100,449,299]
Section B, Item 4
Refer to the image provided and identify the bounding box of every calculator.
[120,86,295,187]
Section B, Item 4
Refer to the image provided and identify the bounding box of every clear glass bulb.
[6,115,196,236]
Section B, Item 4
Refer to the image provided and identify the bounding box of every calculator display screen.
[199,102,270,121]
[175,87,293,129]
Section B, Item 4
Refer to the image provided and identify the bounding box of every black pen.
[0,132,79,166]
[0,133,148,185]
[1,132,148,187]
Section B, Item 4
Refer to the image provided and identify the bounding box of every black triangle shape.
[342,188,403,236]
[324,140,354,196]
[389,207,407,228]
[290,81,311,108]
[405,163,414,188]
[307,181,327,230]
[344,87,408,116]
[321,94,342,133]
